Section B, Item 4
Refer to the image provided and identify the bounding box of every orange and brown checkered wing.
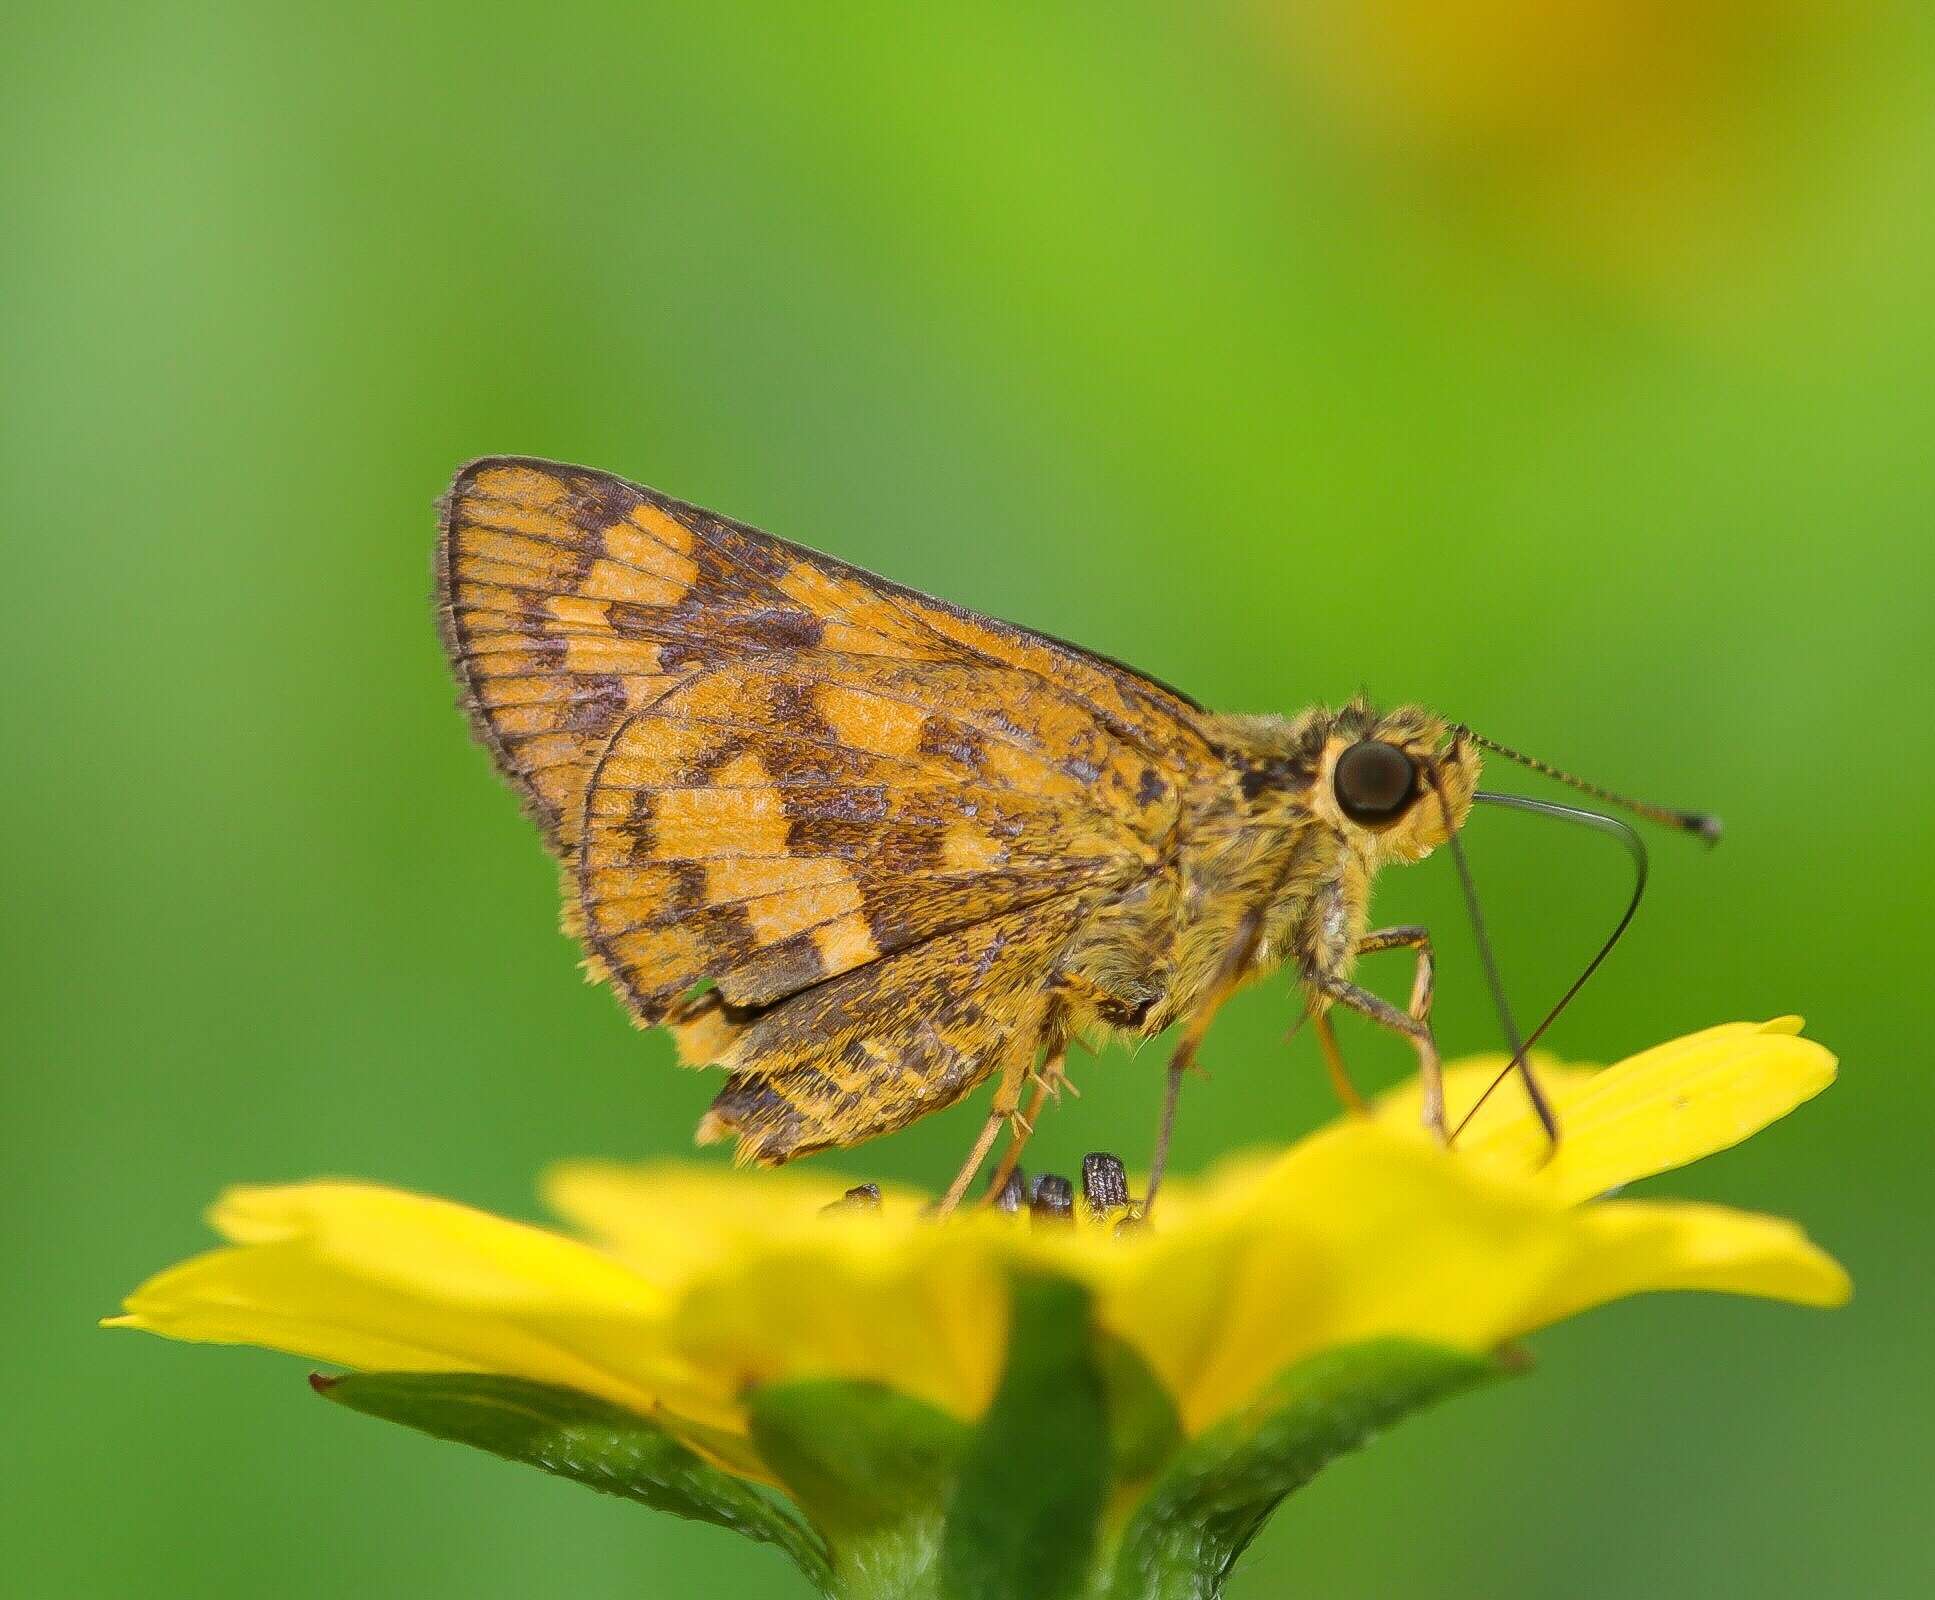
[438,457,1210,852]
[699,897,1090,1163]
[438,457,1214,1159]
[438,457,952,850]
[575,651,1165,1028]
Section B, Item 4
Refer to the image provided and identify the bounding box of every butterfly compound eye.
[1333,740,1419,826]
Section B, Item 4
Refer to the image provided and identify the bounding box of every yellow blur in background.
[1263,0,1874,302]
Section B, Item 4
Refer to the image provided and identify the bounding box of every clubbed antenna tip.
[1686,810,1723,846]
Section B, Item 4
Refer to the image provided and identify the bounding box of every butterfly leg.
[1144,904,1273,1211]
[1314,966,1447,1141]
[980,1050,1067,1205]
[1358,924,1435,1027]
[1309,1012,1367,1114]
[1314,925,1435,1115]
[936,1052,1032,1218]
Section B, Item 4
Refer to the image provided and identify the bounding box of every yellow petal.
[211,1182,668,1303]
[1374,1053,1602,1143]
[1089,1124,1574,1432]
[544,1160,915,1290]
[668,1222,1013,1424]
[545,1161,1006,1420]
[1376,1020,1834,1202]
[1519,1198,1852,1328]
[108,1182,746,1442]
[108,1242,534,1374]
[1082,1120,1849,1435]
[1467,1019,1834,1202]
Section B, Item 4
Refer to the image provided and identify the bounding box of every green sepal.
[314,1371,830,1591]
[940,1273,1109,1600]
[1096,1332,1184,1496]
[751,1380,971,1538]
[1103,1338,1518,1600]
[749,1380,971,1600]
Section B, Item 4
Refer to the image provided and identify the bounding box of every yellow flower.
[109,1020,1845,1598]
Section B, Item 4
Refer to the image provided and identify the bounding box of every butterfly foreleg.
[1357,924,1435,1023]
[1308,926,1434,1119]
[1311,927,1445,1140]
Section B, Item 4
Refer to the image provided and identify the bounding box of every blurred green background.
[6,1,1930,1594]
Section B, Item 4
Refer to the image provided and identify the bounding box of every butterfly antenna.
[1428,761,1559,1150]
[1449,793,1650,1139]
[1452,726,1721,845]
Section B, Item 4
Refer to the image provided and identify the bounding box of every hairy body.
[1061,706,1465,1040]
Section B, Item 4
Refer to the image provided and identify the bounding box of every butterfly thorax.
[1055,703,1472,1043]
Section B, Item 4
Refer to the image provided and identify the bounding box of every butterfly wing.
[437,457,1211,1159]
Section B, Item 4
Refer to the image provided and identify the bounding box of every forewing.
[437,456,1211,852]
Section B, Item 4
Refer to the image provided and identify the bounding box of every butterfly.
[436,458,1714,1211]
